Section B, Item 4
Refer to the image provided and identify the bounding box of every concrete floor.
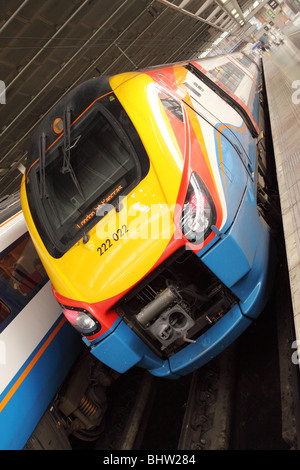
[263,30,300,359]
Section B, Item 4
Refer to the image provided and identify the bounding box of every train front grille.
[116,248,238,359]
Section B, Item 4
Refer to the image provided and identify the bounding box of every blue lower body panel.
[201,186,274,319]
[168,304,251,376]
[90,304,251,379]
[0,317,82,450]
[90,320,174,378]
[89,183,273,379]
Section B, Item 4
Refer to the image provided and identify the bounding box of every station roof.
[0,0,251,198]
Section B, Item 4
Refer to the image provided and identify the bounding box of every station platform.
[263,33,300,352]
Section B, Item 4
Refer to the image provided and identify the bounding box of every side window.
[0,234,47,301]
[155,84,186,157]
[208,62,245,94]
[237,55,253,69]
[156,85,184,122]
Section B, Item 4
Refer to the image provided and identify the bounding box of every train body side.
[0,197,82,449]
[20,51,274,378]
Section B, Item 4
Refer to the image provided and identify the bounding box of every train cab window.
[0,299,10,325]
[31,106,146,257]
[0,234,47,298]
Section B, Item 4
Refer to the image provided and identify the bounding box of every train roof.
[0,192,21,225]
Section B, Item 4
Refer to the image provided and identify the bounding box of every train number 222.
[97,224,128,256]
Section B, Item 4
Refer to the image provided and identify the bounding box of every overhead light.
[253,1,259,7]
[231,8,237,14]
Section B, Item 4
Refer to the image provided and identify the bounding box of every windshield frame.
[26,93,150,258]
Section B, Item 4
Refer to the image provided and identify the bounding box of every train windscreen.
[37,109,140,252]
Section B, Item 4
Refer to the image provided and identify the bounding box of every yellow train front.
[21,52,273,378]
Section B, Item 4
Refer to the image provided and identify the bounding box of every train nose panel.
[56,171,180,304]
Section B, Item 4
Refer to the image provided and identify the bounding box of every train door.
[160,66,251,235]
[177,65,257,179]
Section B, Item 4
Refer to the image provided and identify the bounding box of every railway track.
[69,234,299,452]
[177,346,236,450]
[86,256,298,451]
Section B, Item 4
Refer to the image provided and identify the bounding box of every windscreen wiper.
[38,132,62,224]
[39,132,48,199]
[61,106,85,200]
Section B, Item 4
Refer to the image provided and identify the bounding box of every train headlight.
[180,172,216,244]
[62,307,101,336]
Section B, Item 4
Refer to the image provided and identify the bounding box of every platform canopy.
[0,0,260,197]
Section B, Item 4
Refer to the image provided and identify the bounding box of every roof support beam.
[0,0,31,33]
[220,15,234,29]
[178,0,192,8]
[195,0,214,16]
[214,0,242,26]
[231,0,245,21]
[4,0,91,94]
[206,5,222,22]
[0,0,132,155]
[155,0,226,31]
[244,0,270,21]
[214,11,227,25]
[231,0,270,33]
[0,0,167,166]
[166,21,216,62]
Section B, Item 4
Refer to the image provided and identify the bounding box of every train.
[20,50,275,379]
[0,193,80,448]
[0,194,120,449]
